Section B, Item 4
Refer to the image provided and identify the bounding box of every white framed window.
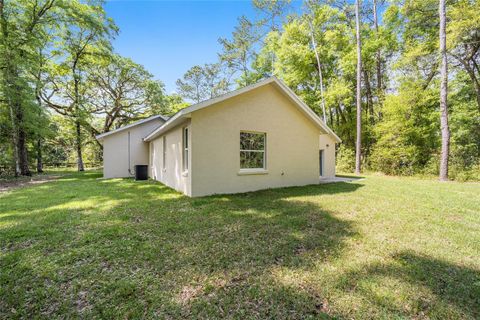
[182,127,189,172]
[162,136,166,170]
[240,131,266,170]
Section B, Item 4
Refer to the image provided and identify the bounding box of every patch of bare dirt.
[177,285,204,305]
[0,174,60,193]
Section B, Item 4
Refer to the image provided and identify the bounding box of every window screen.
[240,131,266,169]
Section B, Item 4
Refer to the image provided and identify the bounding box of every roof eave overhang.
[272,80,342,143]
[144,111,191,142]
[143,77,342,143]
[95,115,167,140]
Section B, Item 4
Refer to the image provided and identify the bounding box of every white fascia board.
[96,115,167,140]
[143,77,342,143]
[273,79,342,143]
[143,78,277,141]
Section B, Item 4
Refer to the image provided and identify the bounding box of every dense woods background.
[1,0,479,181]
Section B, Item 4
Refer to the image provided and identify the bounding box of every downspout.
[128,131,133,176]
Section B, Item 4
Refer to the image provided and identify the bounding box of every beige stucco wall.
[150,119,192,196]
[319,134,336,178]
[190,83,337,197]
[102,119,163,178]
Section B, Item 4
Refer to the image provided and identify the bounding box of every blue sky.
[105,0,300,93]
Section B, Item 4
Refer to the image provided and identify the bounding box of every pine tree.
[355,0,363,174]
[439,0,450,181]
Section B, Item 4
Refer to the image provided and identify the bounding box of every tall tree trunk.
[355,0,363,174]
[474,80,480,114]
[34,69,44,174]
[335,106,340,128]
[439,0,450,181]
[5,68,31,177]
[73,69,85,172]
[36,138,43,173]
[364,70,375,125]
[14,99,31,176]
[17,120,31,176]
[1,0,20,177]
[8,105,20,176]
[373,0,382,93]
[337,103,348,125]
[308,19,327,123]
[328,108,334,127]
[75,119,85,171]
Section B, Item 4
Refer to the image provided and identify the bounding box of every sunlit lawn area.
[0,171,479,319]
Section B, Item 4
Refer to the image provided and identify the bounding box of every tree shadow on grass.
[0,173,363,318]
[337,251,480,319]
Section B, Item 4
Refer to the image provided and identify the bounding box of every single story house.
[97,77,341,197]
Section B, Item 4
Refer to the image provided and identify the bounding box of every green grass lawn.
[1,171,479,319]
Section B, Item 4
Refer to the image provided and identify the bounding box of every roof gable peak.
[144,77,341,143]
